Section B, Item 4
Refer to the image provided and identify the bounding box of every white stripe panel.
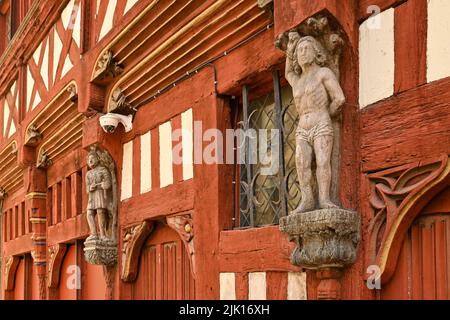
[248,272,266,300]
[181,108,194,180]
[427,0,450,83]
[41,38,49,90]
[53,28,63,82]
[287,272,307,300]
[99,0,117,41]
[159,121,173,188]
[121,140,133,200]
[220,273,236,300]
[61,0,76,30]
[3,103,9,136]
[124,0,139,14]
[359,8,394,108]
[140,131,152,194]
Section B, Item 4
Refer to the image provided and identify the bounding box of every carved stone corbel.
[166,213,195,274]
[10,141,18,156]
[47,244,67,288]
[121,221,155,282]
[109,88,135,116]
[4,256,20,291]
[93,50,123,81]
[37,149,52,169]
[367,155,450,284]
[67,84,78,102]
[25,124,42,147]
[257,0,273,17]
[0,187,7,202]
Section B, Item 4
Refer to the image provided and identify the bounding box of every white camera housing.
[99,113,133,133]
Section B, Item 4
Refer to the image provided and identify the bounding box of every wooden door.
[381,187,450,299]
[132,222,195,300]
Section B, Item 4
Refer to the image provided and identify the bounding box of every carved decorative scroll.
[92,50,123,81]
[67,84,78,102]
[257,0,273,17]
[47,244,67,288]
[10,141,17,156]
[121,221,155,282]
[4,256,20,291]
[37,149,52,169]
[109,88,135,115]
[166,213,195,274]
[367,155,450,283]
[25,124,42,147]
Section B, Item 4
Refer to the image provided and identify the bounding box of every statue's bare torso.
[291,66,333,131]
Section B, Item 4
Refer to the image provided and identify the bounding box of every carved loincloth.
[296,121,334,145]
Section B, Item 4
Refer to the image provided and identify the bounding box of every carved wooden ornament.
[121,221,154,282]
[367,155,450,283]
[166,213,195,274]
[47,244,68,288]
[4,256,20,291]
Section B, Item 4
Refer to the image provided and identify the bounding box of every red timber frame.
[0,0,449,300]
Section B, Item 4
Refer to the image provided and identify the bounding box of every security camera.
[99,113,133,133]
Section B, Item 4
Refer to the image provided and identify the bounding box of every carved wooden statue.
[285,33,346,213]
[277,15,360,299]
[84,145,118,266]
[86,148,113,241]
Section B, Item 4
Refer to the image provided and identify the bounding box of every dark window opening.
[233,70,301,228]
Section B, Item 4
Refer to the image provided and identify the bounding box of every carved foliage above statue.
[83,145,118,266]
[276,14,344,78]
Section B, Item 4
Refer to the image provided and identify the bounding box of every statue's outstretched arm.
[285,32,300,85]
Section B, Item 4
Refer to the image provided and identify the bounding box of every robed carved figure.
[84,145,118,266]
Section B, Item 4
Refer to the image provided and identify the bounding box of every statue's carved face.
[297,40,316,66]
[88,154,99,168]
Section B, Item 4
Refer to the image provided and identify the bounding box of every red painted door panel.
[381,188,450,299]
[132,223,195,300]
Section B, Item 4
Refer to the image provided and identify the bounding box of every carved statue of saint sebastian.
[285,32,346,213]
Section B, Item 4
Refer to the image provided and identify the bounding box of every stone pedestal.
[280,208,360,299]
[84,239,118,266]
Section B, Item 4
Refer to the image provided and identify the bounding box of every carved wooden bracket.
[67,84,78,102]
[109,88,135,116]
[257,0,273,17]
[47,244,67,288]
[367,155,450,284]
[4,256,20,291]
[166,213,195,274]
[10,141,18,156]
[121,221,155,282]
[92,50,123,82]
[24,124,42,147]
[37,149,52,169]
[0,187,7,201]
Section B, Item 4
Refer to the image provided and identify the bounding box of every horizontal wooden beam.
[360,77,450,172]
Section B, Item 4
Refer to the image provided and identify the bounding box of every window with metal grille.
[233,70,301,228]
